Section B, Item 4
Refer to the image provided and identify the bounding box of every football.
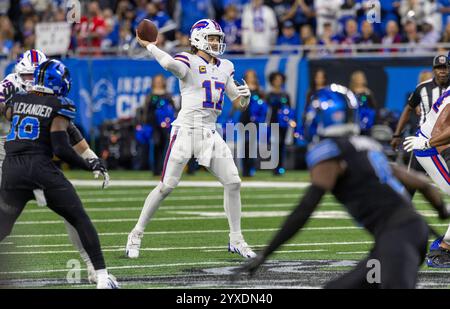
[137,19,158,42]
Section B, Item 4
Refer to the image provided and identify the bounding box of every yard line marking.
[75,187,298,196]
[15,210,349,225]
[204,249,327,253]
[26,193,302,205]
[24,203,298,213]
[1,259,448,276]
[8,224,450,238]
[0,261,233,275]
[15,209,443,225]
[336,251,368,255]
[7,226,359,238]
[71,180,311,188]
[2,241,376,255]
[24,202,342,213]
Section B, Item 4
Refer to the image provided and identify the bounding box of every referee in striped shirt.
[391,54,450,195]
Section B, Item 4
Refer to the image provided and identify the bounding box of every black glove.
[2,82,17,102]
[87,158,110,189]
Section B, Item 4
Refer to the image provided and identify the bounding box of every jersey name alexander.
[13,102,53,118]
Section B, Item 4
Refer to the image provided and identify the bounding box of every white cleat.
[97,274,119,289]
[228,240,257,259]
[125,230,143,259]
[86,264,97,284]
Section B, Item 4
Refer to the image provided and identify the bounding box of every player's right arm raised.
[136,31,188,80]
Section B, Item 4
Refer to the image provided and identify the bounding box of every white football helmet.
[14,49,47,88]
[189,19,226,56]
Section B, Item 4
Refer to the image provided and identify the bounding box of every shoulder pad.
[217,58,234,77]
[306,139,341,169]
[58,96,76,107]
[55,97,76,120]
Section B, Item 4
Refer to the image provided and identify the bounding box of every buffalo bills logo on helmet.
[191,20,209,33]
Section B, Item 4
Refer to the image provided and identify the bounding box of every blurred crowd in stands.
[99,66,407,175]
[0,0,450,58]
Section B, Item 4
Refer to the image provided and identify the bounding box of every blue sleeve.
[306,139,341,169]
[56,97,77,120]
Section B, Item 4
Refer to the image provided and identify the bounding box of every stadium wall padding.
[308,57,434,113]
[1,56,435,138]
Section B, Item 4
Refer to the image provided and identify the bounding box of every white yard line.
[14,208,447,225]
[0,241,375,255]
[0,261,231,275]
[1,259,447,276]
[24,203,298,213]
[8,224,450,239]
[336,251,368,255]
[26,193,301,205]
[75,187,298,196]
[203,249,327,253]
[15,211,346,225]
[71,180,311,188]
[24,202,342,213]
[7,226,357,238]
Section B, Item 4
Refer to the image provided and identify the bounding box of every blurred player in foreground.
[0,49,109,283]
[235,84,449,288]
[0,59,117,289]
[126,19,256,259]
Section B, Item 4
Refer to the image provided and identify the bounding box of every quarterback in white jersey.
[126,19,256,259]
[403,84,450,267]
[0,49,110,282]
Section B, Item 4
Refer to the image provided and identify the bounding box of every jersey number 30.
[202,80,225,111]
[6,115,40,141]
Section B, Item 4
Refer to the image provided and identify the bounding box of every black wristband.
[392,134,402,138]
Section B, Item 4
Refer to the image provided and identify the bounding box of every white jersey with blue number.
[171,52,239,130]
[420,87,450,138]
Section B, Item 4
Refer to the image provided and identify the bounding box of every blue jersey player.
[235,84,450,288]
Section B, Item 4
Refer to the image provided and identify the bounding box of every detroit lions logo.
[92,79,116,113]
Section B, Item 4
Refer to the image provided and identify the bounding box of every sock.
[135,183,172,232]
[64,220,92,267]
[96,269,108,282]
[224,182,243,242]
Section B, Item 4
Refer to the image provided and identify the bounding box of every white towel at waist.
[196,128,216,168]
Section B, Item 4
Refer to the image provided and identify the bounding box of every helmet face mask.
[190,19,226,56]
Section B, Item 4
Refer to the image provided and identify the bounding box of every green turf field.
[1,170,449,289]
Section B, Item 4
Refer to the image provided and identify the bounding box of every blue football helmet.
[303,84,360,142]
[32,59,71,96]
